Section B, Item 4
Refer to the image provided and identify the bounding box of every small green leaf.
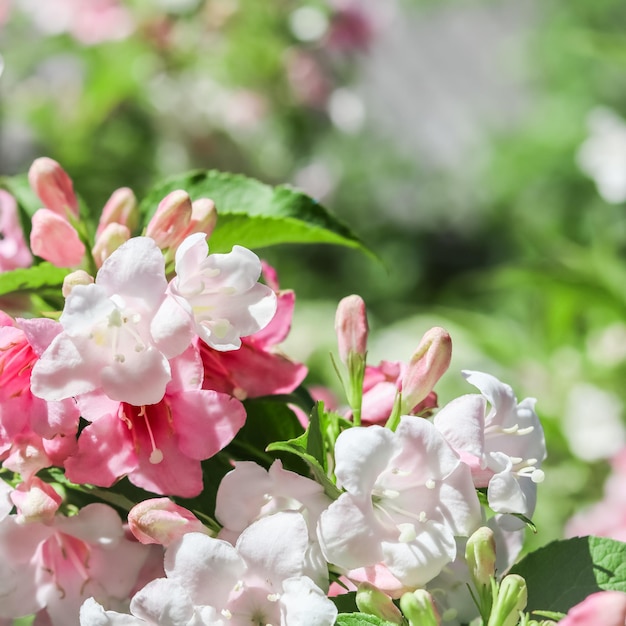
[335,613,397,626]
[0,264,70,297]
[306,402,326,471]
[510,535,626,613]
[138,170,372,255]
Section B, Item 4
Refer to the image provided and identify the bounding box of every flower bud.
[400,326,452,415]
[10,477,62,524]
[97,187,138,236]
[356,582,403,624]
[487,574,528,626]
[145,189,192,249]
[62,270,94,298]
[28,157,79,218]
[399,589,440,626]
[335,294,368,364]
[183,197,218,239]
[128,497,209,547]
[465,526,497,588]
[92,222,131,267]
[30,208,85,267]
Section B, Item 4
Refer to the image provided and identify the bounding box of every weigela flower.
[317,416,481,588]
[559,590,626,626]
[31,236,192,406]
[215,460,331,588]
[81,512,338,626]
[434,371,546,527]
[64,346,246,498]
[0,503,151,625]
[164,232,277,352]
[0,190,32,272]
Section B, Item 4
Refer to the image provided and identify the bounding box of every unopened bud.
[92,222,131,267]
[128,497,209,547]
[10,477,62,524]
[465,526,497,588]
[400,327,452,415]
[487,574,528,626]
[28,157,79,218]
[62,270,94,298]
[183,197,218,239]
[145,190,192,249]
[30,208,85,267]
[335,294,368,364]
[356,582,403,624]
[400,589,440,626]
[97,187,138,236]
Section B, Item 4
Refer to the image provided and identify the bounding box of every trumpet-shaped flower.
[434,371,546,527]
[0,503,151,626]
[165,233,277,352]
[318,416,481,588]
[81,513,337,626]
[64,346,246,498]
[31,236,192,406]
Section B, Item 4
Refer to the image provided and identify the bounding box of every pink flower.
[64,347,246,498]
[560,591,626,626]
[0,190,32,271]
[0,503,151,625]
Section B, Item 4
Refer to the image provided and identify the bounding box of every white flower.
[434,371,546,526]
[165,233,277,351]
[317,417,481,588]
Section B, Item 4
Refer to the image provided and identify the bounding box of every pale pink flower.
[0,190,32,271]
[560,591,626,626]
[92,222,131,268]
[318,416,481,588]
[96,187,138,237]
[31,236,192,406]
[434,371,546,528]
[30,208,85,267]
[9,476,62,524]
[164,232,277,352]
[64,346,246,498]
[0,503,151,625]
[215,460,332,588]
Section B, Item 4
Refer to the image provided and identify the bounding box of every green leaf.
[0,264,70,297]
[335,613,397,626]
[138,170,372,255]
[510,535,626,613]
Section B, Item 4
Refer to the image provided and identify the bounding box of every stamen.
[139,406,163,464]
[398,522,417,542]
[267,593,280,602]
[425,479,436,489]
[221,609,232,619]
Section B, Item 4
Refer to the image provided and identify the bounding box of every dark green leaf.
[0,263,70,297]
[510,536,626,612]
[138,170,372,255]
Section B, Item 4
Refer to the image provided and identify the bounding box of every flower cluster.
[0,158,555,625]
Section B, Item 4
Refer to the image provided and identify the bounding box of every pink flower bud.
[10,477,62,524]
[145,189,192,249]
[465,526,496,588]
[128,497,208,547]
[335,294,369,364]
[62,269,94,298]
[356,582,404,624]
[399,589,440,626]
[96,187,138,236]
[183,197,218,239]
[30,208,85,267]
[28,157,79,218]
[92,222,131,267]
[400,327,452,415]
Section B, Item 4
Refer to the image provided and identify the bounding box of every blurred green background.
[3,0,626,552]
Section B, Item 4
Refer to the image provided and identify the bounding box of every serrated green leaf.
[138,170,372,255]
[0,263,70,297]
[335,613,397,626]
[510,535,626,612]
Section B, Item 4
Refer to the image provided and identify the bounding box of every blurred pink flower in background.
[0,190,32,272]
